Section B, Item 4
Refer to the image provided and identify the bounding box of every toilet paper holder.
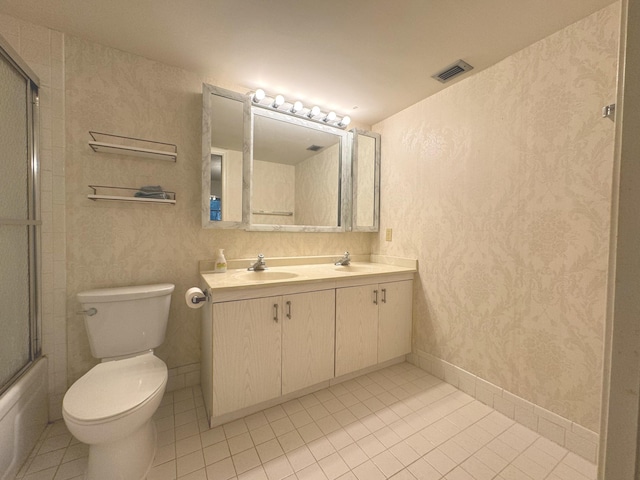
[190,289,210,304]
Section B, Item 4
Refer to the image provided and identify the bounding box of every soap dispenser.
[213,248,227,273]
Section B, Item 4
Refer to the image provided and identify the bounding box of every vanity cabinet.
[335,280,413,377]
[201,261,415,426]
[209,288,335,418]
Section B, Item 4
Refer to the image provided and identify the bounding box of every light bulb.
[291,101,304,113]
[324,111,336,122]
[253,89,265,103]
[272,95,285,108]
[338,116,351,127]
[308,106,321,118]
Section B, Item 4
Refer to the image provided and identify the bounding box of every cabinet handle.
[373,289,378,305]
[381,288,387,304]
[273,303,279,323]
[286,300,292,319]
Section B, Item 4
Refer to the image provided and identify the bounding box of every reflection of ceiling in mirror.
[210,154,222,182]
[254,116,341,165]
[209,92,343,165]
[210,94,244,152]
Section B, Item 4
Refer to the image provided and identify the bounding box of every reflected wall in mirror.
[248,108,351,232]
[202,85,245,228]
[352,130,380,232]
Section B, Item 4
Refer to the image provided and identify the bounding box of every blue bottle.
[210,196,221,221]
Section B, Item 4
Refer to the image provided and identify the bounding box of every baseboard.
[407,350,599,463]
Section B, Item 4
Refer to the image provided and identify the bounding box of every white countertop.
[200,255,417,294]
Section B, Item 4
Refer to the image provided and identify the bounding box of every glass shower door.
[0,42,40,394]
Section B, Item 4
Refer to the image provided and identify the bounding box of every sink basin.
[332,264,378,273]
[233,270,299,281]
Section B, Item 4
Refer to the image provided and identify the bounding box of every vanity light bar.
[251,89,351,129]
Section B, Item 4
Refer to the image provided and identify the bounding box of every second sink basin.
[332,264,379,273]
[233,270,299,282]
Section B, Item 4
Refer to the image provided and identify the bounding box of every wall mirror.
[201,84,246,228]
[352,130,380,232]
[247,107,351,232]
[202,83,379,232]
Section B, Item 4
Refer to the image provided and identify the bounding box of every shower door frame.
[0,34,42,396]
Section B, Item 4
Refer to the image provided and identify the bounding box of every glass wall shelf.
[87,185,176,205]
[88,131,177,162]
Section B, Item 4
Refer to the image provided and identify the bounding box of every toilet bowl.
[63,283,174,480]
[63,353,168,480]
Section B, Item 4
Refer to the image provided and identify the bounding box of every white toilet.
[63,283,175,480]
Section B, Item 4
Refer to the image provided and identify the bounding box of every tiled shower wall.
[0,15,67,421]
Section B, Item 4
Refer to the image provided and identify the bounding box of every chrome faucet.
[248,253,267,271]
[335,251,351,266]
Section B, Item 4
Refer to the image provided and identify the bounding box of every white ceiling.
[0,0,616,125]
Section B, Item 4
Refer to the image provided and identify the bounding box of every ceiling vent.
[432,60,474,83]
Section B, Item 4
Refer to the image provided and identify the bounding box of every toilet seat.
[63,352,167,424]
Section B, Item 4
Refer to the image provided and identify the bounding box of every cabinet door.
[378,280,413,363]
[282,290,335,395]
[335,284,379,377]
[212,297,282,416]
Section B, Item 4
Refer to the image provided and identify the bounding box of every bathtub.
[0,357,48,480]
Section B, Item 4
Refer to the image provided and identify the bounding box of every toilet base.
[84,419,157,480]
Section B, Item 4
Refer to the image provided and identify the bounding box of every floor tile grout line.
[16,365,597,480]
[542,448,592,480]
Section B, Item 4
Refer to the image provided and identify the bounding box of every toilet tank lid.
[77,283,175,303]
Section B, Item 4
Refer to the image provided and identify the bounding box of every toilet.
[62,283,175,480]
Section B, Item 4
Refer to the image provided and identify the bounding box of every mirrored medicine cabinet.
[201,83,380,232]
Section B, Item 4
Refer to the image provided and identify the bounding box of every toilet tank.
[77,284,175,360]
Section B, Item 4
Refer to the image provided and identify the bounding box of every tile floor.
[14,362,597,480]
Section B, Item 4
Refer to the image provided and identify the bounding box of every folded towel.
[134,191,168,199]
[139,185,164,193]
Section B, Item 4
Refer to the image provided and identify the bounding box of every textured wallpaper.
[64,35,372,385]
[57,3,619,433]
[373,4,619,431]
[295,143,340,226]
[251,160,296,225]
